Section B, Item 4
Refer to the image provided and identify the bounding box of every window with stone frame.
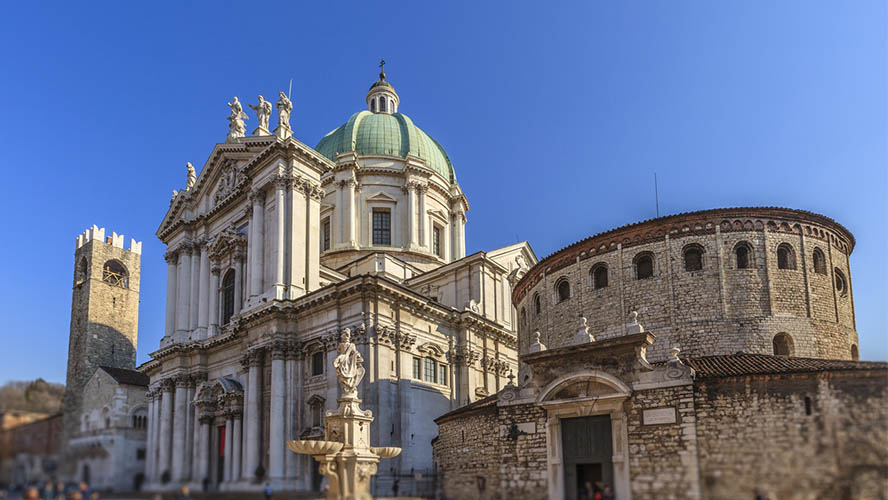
[137,448,146,460]
[772,333,794,356]
[812,248,827,274]
[307,395,325,427]
[683,245,704,272]
[635,253,654,280]
[423,358,437,383]
[556,279,571,302]
[777,243,796,270]
[438,364,448,386]
[591,264,608,289]
[433,225,442,257]
[221,270,235,325]
[412,357,422,379]
[533,293,541,315]
[379,97,387,113]
[735,242,752,269]
[322,218,331,252]
[311,351,325,376]
[834,268,848,296]
[372,209,391,246]
[102,260,128,288]
[370,98,376,113]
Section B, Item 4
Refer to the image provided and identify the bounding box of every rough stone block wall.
[497,403,547,500]
[434,407,500,500]
[694,371,888,500]
[626,385,700,500]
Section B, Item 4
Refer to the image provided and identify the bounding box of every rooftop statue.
[185,162,196,191]
[226,96,248,142]
[333,328,365,399]
[276,92,292,128]
[248,95,272,133]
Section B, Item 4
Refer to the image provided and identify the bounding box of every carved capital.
[249,188,266,204]
[164,249,179,263]
[271,341,288,360]
[160,378,176,392]
[211,265,221,275]
[274,175,290,190]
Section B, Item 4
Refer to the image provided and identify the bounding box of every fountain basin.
[370,446,402,459]
[287,439,344,456]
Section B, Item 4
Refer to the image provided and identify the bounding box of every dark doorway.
[82,463,90,485]
[133,473,145,491]
[561,415,613,500]
[311,459,322,491]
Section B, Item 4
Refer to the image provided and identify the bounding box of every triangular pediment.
[366,191,397,203]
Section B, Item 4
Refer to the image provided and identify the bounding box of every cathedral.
[141,67,533,495]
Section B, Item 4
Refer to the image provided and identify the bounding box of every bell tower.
[61,225,142,472]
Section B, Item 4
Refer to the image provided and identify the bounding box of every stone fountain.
[287,328,401,500]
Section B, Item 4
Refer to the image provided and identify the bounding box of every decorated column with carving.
[274,177,287,300]
[288,177,307,298]
[164,251,178,340]
[207,266,220,336]
[189,244,201,332]
[249,188,266,300]
[197,243,210,338]
[244,349,264,481]
[172,377,188,481]
[176,247,192,336]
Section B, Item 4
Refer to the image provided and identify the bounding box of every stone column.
[223,415,233,482]
[176,249,192,336]
[164,252,178,340]
[207,266,220,336]
[274,177,288,300]
[269,345,286,480]
[189,244,201,332]
[197,244,210,339]
[172,377,188,481]
[183,380,195,481]
[158,381,173,480]
[234,254,244,315]
[191,402,200,485]
[456,209,466,259]
[288,179,307,299]
[305,184,322,291]
[406,183,417,248]
[231,413,242,482]
[153,391,163,481]
[418,184,428,249]
[249,189,266,300]
[244,349,263,482]
[197,414,211,485]
[344,178,357,247]
[145,394,156,481]
[283,352,295,480]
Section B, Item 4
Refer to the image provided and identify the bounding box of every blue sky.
[0,1,885,384]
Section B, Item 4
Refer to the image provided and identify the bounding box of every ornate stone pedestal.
[287,329,400,500]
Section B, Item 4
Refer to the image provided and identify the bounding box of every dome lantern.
[366,59,399,114]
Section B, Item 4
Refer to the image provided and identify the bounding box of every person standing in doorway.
[264,482,272,500]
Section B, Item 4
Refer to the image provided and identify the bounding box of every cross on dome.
[367,59,399,114]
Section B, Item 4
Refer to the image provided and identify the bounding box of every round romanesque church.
[141,68,533,496]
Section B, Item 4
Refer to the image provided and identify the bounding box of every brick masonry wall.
[626,385,700,500]
[516,211,857,363]
[434,406,500,500]
[694,371,888,500]
[497,403,548,500]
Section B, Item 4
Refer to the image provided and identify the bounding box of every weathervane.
[379,58,386,80]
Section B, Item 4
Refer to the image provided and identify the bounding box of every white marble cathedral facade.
[141,68,535,494]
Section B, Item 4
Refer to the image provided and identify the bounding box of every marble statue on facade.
[249,95,272,135]
[185,162,196,191]
[274,91,293,139]
[226,97,248,142]
[333,328,365,399]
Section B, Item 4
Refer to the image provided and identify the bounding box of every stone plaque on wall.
[643,407,677,425]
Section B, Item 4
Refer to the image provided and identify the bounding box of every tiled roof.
[686,353,887,379]
[99,366,150,387]
[435,393,499,423]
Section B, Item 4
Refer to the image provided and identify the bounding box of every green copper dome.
[315,111,456,184]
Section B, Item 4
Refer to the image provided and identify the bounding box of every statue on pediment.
[276,91,292,129]
[249,95,272,133]
[226,97,249,142]
[186,162,196,191]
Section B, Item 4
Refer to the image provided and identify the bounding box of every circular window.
[834,268,847,296]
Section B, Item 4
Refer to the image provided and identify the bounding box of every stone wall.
[514,208,858,362]
[433,402,500,500]
[496,402,548,499]
[694,370,887,500]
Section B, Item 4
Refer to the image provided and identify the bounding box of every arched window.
[77,258,89,284]
[533,293,541,315]
[834,268,847,296]
[102,260,128,288]
[591,264,608,289]
[390,99,395,112]
[221,270,235,325]
[735,242,752,269]
[379,97,387,113]
[556,279,571,302]
[851,344,859,361]
[635,253,654,280]
[683,245,704,272]
[776,244,796,270]
[772,333,794,356]
[370,98,376,112]
[812,248,827,274]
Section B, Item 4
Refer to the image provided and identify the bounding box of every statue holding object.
[226,97,248,142]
